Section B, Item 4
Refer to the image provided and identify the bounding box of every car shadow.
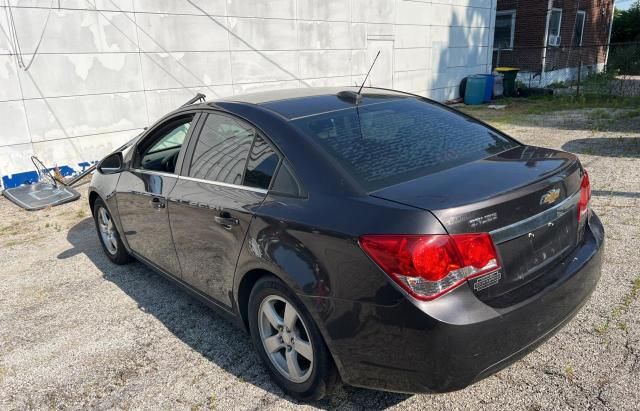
[562,136,640,158]
[58,218,409,409]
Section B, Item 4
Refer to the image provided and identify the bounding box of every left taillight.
[578,170,591,222]
[359,233,501,301]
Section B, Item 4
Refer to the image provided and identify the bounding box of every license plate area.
[473,211,578,301]
[526,212,575,271]
[500,211,577,281]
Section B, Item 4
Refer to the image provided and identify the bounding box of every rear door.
[169,111,280,307]
[116,112,197,276]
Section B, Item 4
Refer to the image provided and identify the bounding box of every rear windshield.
[292,98,519,191]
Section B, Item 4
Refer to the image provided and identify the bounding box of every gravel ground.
[1,109,639,410]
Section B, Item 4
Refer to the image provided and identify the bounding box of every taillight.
[578,170,591,221]
[359,233,501,301]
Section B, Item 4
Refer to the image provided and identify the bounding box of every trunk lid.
[371,146,584,303]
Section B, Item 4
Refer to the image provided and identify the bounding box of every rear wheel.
[248,276,338,400]
[93,198,132,265]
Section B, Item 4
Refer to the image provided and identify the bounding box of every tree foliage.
[611,1,640,43]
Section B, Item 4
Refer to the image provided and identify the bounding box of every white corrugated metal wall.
[0,0,496,189]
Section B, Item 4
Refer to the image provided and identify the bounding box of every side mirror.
[98,153,124,174]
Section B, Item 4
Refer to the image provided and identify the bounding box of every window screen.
[293,98,518,192]
[494,11,515,50]
[243,135,279,189]
[574,11,585,46]
[548,9,562,43]
[188,113,253,185]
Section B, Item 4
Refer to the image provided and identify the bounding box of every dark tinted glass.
[139,116,193,173]
[189,113,253,185]
[271,161,301,196]
[243,135,279,189]
[293,98,518,191]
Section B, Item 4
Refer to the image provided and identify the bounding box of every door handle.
[150,197,166,209]
[214,214,239,229]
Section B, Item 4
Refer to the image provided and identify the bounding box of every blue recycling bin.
[478,74,495,102]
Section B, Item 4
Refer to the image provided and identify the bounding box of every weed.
[0,366,9,383]
[594,275,640,337]
[207,394,216,409]
[590,109,612,120]
[594,322,610,335]
[565,364,575,381]
[76,208,87,218]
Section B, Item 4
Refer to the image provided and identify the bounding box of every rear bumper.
[301,212,604,393]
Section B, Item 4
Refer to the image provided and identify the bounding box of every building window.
[548,8,562,47]
[494,10,516,50]
[575,10,586,46]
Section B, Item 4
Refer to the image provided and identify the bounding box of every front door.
[116,113,196,276]
[169,112,280,307]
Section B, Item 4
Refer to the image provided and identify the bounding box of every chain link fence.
[492,41,640,97]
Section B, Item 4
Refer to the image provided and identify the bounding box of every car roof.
[208,87,414,120]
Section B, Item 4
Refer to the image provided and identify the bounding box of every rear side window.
[292,98,518,191]
[243,135,279,189]
[188,113,253,185]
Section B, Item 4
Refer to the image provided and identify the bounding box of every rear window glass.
[292,98,518,191]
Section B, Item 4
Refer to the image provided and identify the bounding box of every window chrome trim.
[490,189,580,244]
[130,168,177,179]
[177,175,268,194]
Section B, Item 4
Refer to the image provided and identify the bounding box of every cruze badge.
[540,188,561,205]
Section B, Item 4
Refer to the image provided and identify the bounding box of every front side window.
[548,9,562,46]
[139,116,193,173]
[188,113,254,185]
[494,11,516,50]
[243,135,279,189]
[293,98,518,192]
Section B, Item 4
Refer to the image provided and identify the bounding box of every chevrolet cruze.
[89,87,604,400]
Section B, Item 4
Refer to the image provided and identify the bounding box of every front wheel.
[93,198,132,265]
[248,276,338,400]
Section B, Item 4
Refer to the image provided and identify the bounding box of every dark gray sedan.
[89,88,604,400]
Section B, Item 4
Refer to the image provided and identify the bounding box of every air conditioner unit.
[548,35,561,47]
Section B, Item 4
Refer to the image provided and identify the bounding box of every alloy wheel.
[258,295,314,383]
[97,206,118,255]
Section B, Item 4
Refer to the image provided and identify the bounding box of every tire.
[248,276,338,401]
[93,197,132,265]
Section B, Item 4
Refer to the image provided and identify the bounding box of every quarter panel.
[234,192,447,304]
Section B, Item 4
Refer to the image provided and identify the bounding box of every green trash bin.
[495,67,519,97]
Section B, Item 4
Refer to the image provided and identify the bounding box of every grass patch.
[590,109,612,120]
[617,108,640,120]
[457,94,640,128]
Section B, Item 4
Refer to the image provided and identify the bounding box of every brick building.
[492,0,614,85]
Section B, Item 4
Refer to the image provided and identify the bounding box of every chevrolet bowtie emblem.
[540,188,561,205]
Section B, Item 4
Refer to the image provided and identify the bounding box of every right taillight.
[359,233,501,301]
[578,170,591,221]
